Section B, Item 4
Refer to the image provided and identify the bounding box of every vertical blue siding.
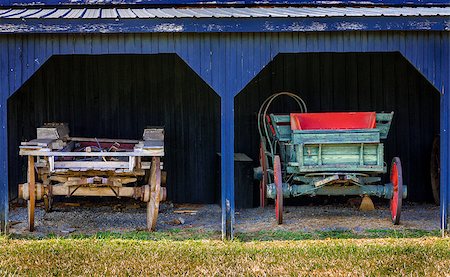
[0,41,7,233]
[0,32,449,237]
[441,35,450,233]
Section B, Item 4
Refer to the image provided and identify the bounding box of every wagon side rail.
[268,112,394,141]
[376,112,394,140]
[268,114,292,142]
[19,137,164,173]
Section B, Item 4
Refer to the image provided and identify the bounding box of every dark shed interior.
[235,52,440,203]
[7,52,440,205]
[8,54,221,203]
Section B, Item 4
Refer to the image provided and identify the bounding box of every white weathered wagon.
[18,123,166,231]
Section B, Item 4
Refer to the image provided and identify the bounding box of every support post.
[0,98,7,234]
[27,156,36,231]
[441,40,450,235]
[442,77,450,235]
[221,95,235,240]
[441,96,449,234]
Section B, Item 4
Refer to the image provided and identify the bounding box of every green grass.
[7,228,440,241]
[0,230,448,276]
[236,229,441,241]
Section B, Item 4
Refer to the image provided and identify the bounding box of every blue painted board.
[1,17,450,34]
[221,96,235,240]
[441,36,449,232]
[0,41,7,233]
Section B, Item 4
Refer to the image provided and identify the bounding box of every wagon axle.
[265,182,406,200]
[18,182,167,203]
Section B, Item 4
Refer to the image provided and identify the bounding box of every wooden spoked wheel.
[147,157,162,231]
[390,157,403,225]
[161,171,167,187]
[42,174,53,213]
[274,155,283,225]
[430,136,440,205]
[259,140,268,208]
[44,196,53,213]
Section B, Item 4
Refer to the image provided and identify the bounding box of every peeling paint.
[263,21,275,31]
[335,21,366,30]
[154,23,184,32]
[408,20,434,30]
[205,23,223,32]
[288,22,327,31]
[0,13,449,33]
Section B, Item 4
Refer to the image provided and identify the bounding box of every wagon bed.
[269,112,393,174]
[18,123,166,232]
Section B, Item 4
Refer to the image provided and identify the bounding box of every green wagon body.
[256,93,406,225]
[271,113,393,175]
[261,112,404,202]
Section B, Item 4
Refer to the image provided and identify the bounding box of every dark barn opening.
[235,52,440,203]
[8,54,220,204]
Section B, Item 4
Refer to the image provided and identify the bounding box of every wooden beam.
[52,185,138,198]
[69,137,140,144]
[54,161,130,170]
[19,149,164,157]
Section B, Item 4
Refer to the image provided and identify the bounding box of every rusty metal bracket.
[108,186,120,198]
[68,185,82,197]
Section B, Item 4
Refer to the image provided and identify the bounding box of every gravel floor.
[8,198,439,237]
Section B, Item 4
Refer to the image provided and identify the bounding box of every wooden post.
[27,156,36,231]
[147,157,161,231]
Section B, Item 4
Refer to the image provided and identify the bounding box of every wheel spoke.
[260,140,268,208]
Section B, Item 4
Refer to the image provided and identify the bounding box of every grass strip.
[0,232,448,276]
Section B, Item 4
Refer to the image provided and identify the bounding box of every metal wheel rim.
[274,155,283,224]
[390,157,403,225]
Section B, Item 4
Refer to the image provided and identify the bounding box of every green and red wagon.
[256,92,407,224]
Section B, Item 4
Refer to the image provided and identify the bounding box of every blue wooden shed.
[0,0,449,239]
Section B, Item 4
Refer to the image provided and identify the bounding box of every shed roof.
[0,6,449,33]
[1,6,450,19]
[1,0,450,7]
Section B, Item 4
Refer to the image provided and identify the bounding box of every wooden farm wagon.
[256,92,407,224]
[18,123,166,231]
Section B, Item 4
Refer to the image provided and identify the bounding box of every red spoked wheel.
[274,155,283,224]
[259,140,268,208]
[390,157,403,225]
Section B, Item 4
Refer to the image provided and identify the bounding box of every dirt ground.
[7,197,440,237]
